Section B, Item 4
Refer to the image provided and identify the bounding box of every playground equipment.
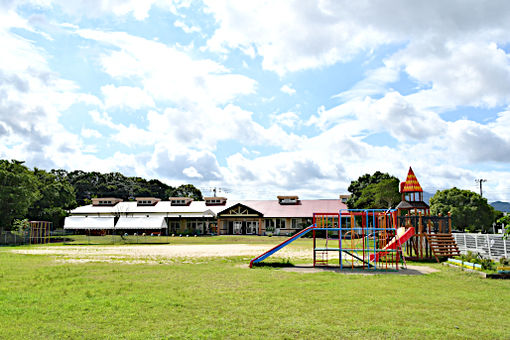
[249,209,413,270]
[249,166,460,267]
[396,167,460,262]
[399,213,459,261]
[29,221,51,244]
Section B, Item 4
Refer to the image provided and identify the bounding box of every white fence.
[453,233,509,259]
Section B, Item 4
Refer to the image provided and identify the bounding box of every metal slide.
[249,225,314,268]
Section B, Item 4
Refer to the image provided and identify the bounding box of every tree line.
[0,159,202,231]
[1,159,507,235]
[346,171,507,233]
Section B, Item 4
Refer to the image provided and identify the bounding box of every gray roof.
[396,200,430,210]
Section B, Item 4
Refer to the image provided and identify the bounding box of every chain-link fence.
[61,229,174,245]
[1,229,181,246]
[0,231,29,246]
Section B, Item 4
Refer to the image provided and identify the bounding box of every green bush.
[457,251,498,271]
[479,258,496,271]
[499,257,510,266]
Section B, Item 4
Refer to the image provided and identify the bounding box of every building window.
[187,221,196,231]
[171,199,187,206]
[291,218,300,229]
[169,221,180,233]
[275,218,286,229]
[265,219,275,232]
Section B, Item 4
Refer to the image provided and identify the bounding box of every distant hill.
[490,201,510,213]
[423,191,434,204]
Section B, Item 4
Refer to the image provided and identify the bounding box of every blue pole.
[373,209,376,270]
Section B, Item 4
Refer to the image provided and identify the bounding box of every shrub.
[479,258,496,271]
[499,257,510,266]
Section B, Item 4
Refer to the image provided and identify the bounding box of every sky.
[1,1,510,201]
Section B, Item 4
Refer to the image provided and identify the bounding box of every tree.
[64,170,202,202]
[169,184,203,201]
[0,160,40,231]
[497,215,510,239]
[347,172,400,209]
[429,188,494,232]
[28,168,77,228]
[372,178,401,209]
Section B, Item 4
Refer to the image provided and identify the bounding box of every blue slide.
[249,225,314,267]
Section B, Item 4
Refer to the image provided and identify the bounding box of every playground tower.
[396,167,430,216]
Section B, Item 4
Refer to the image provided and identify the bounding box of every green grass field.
[1,237,509,339]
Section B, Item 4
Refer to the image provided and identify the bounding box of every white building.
[64,196,347,236]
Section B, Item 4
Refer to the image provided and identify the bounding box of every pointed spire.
[401,167,423,192]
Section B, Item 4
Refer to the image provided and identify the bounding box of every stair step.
[424,233,461,263]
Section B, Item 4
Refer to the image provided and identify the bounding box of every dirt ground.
[10,244,309,260]
[9,244,439,275]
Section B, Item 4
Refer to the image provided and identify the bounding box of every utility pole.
[475,179,487,196]
[208,187,230,197]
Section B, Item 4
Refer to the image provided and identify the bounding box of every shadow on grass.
[251,260,295,268]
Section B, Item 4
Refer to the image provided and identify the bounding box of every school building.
[64,196,347,236]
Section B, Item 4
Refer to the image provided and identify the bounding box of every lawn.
[0,238,509,339]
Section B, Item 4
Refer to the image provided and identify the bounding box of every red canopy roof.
[401,167,423,193]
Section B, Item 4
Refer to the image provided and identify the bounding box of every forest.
[0,159,202,231]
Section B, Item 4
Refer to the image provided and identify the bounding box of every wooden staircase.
[424,233,460,262]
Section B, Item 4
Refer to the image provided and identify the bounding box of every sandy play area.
[11,244,309,261]
[9,244,438,275]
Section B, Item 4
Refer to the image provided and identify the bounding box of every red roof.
[222,199,347,218]
[401,167,423,193]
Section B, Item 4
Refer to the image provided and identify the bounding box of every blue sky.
[1,1,510,201]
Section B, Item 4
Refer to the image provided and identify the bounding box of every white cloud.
[204,1,510,77]
[446,118,510,163]
[394,41,510,109]
[81,128,102,138]
[182,166,203,178]
[0,8,105,171]
[204,1,391,75]
[280,84,296,95]
[149,145,221,182]
[310,92,446,142]
[46,0,161,20]
[101,85,155,110]
[76,29,257,106]
[333,64,400,101]
[89,110,154,147]
[145,103,304,151]
[174,20,201,34]
[271,111,300,128]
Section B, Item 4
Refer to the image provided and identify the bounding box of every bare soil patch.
[10,244,309,263]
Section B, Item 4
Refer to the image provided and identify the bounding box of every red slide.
[370,227,415,262]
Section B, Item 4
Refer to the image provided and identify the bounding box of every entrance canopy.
[115,216,166,229]
[64,216,114,230]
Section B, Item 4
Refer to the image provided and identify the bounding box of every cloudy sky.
[1,1,510,201]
